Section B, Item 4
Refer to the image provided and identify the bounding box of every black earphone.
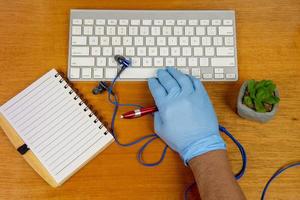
[92,55,131,95]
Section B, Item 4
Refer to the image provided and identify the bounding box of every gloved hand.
[148,67,226,164]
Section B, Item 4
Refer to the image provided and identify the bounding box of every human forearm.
[189,150,246,200]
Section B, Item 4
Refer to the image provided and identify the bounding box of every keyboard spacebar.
[120,68,159,79]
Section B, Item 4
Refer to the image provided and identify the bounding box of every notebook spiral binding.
[54,72,108,135]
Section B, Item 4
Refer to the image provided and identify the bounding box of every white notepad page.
[0,69,114,184]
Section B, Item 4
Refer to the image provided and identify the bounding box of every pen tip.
[120,115,124,119]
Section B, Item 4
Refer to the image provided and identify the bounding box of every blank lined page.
[0,69,114,184]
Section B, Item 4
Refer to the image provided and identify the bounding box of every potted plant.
[237,80,280,123]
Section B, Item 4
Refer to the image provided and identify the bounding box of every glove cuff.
[181,134,226,165]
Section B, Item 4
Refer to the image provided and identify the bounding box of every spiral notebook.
[0,69,114,187]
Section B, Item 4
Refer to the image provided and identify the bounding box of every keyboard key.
[185,27,194,35]
[203,73,213,79]
[96,19,105,25]
[160,47,169,56]
[100,37,110,45]
[143,57,152,66]
[120,68,158,78]
[199,58,209,66]
[123,37,132,45]
[224,37,234,46]
[226,73,236,79]
[191,68,201,77]
[177,68,189,74]
[72,26,81,35]
[223,19,233,25]
[154,57,164,66]
[134,37,144,46]
[182,47,192,56]
[119,19,129,25]
[148,47,158,56]
[202,37,211,46]
[129,26,138,35]
[118,27,127,35]
[131,19,140,25]
[211,57,235,66]
[70,68,80,78]
[154,20,163,25]
[162,27,172,35]
[151,27,161,35]
[89,36,98,45]
[205,47,215,56]
[214,68,224,73]
[171,47,180,56]
[213,37,223,46]
[188,20,198,25]
[114,47,123,55]
[94,68,103,78]
[193,47,203,56]
[112,37,121,45]
[212,19,221,25]
[174,26,183,35]
[207,27,217,35]
[196,27,205,35]
[166,57,175,66]
[102,47,112,56]
[200,20,209,25]
[177,57,186,66]
[177,20,186,25]
[179,37,189,46]
[71,57,94,66]
[188,58,198,67]
[108,19,117,25]
[219,26,234,35]
[191,37,200,46]
[140,26,149,35]
[142,20,152,25]
[157,37,166,46]
[97,57,107,66]
[146,37,155,46]
[214,73,224,79]
[108,57,117,66]
[131,57,141,66]
[72,47,89,56]
[166,20,175,25]
[82,68,92,78]
[168,37,177,46]
[95,26,104,35]
[105,68,118,78]
[73,19,82,25]
[107,26,116,35]
[137,47,146,56]
[91,47,101,56]
[216,47,234,56]
[83,26,93,35]
[125,47,135,56]
[84,19,94,25]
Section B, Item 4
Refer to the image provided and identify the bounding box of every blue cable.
[261,162,300,200]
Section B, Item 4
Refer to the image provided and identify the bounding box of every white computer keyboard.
[68,9,238,81]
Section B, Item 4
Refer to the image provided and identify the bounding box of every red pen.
[120,106,158,119]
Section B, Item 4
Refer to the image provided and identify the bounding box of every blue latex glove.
[148,67,226,164]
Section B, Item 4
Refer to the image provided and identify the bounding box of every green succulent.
[243,80,280,113]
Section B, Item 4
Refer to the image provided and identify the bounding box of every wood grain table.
[0,0,299,199]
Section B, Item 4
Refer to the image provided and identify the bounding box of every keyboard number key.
[83,26,93,35]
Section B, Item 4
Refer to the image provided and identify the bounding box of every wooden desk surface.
[0,0,299,199]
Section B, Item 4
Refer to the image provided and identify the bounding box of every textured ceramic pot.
[237,81,279,123]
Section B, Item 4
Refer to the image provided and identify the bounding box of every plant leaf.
[254,99,266,113]
[248,80,256,99]
[243,96,254,108]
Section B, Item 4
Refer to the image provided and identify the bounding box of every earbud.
[92,81,110,95]
[114,55,131,68]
